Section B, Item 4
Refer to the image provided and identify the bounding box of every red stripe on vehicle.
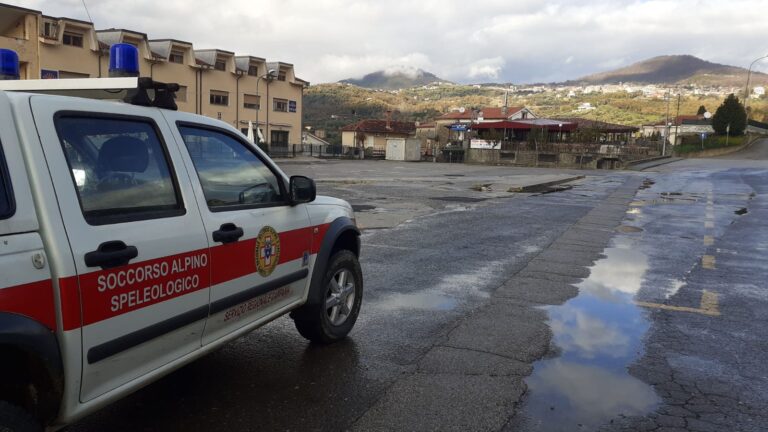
[209,225,322,285]
[0,279,56,330]
[59,277,81,331]
[53,223,333,330]
[312,223,331,254]
[77,248,211,327]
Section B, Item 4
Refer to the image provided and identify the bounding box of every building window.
[176,85,187,102]
[210,90,229,106]
[214,60,226,71]
[62,31,84,47]
[243,94,260,110]
[169,50,184,64]
[248,65,258,76]
[273,98,288,112]
[271,130,289,146]
[277,70,287,81]
[41,21,59,39]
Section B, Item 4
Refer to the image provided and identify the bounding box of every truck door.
[166,116,311,345]
[0,94,54,333]
[30,97,211,402]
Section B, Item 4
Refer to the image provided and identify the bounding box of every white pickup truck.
[0,74,362,430]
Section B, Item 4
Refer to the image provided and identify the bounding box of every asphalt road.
[69,140,768,431]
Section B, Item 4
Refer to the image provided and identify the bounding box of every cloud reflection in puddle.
[520,241,660,430]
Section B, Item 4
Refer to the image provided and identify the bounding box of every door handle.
[85,240,139,269]
[212,223,244,244]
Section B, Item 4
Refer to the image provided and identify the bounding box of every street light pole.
[744,54,768,123]
[255,68,276,148]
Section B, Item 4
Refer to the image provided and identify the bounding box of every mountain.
[340,67,449,90]
[573,55,768,87]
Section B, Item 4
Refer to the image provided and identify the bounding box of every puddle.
[616,225,643,233]
[352,204,377,212]
[433,196,488,203]
[375,291,458,311]
[519,240,660,430]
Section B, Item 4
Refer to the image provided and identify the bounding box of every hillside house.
[340,117,416,155]
[422,106,537,146]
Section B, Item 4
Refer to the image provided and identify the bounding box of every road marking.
[703,235,714,246]
[702,255,716,269]
[636,290,720,316]
[705,221,715,229]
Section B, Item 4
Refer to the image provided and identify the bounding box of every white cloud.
[550,308,631,359]
[12,0,768,83]
[529,360,659,420]
[468,57,506,80]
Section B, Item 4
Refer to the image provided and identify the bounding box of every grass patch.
[674,135,745,154]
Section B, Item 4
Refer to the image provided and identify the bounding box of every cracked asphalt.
[68,140,768,432]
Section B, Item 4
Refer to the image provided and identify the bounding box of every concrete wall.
[466,148,615,169]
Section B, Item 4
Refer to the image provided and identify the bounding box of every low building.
[641,115,713,145]
[424,106,537,146]
[340,118,416,155]
[0,2,307,149]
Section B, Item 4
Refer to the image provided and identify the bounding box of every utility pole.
[663,90,671,155]
[674,90,681,147]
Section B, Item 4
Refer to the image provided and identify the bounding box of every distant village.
[302,80,767,169]
[337,80,763,101]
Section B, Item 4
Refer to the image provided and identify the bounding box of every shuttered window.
[243,94,260,109]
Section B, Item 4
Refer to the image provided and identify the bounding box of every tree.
[697,105,707,116]
[712,94,747,136]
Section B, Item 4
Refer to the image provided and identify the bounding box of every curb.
[509,175,586,192]
[627,157,682,171]
[625,155,670,167]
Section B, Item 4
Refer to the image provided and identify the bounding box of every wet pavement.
[67,140,768,431]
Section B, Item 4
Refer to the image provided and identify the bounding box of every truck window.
[0,140,13,220]
[177,125,285,209]
[54,115,184,225]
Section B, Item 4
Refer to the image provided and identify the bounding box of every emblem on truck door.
[255,226,281,277]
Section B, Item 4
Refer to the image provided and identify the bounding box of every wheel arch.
[0,312,64,426]
[291,216,360,319]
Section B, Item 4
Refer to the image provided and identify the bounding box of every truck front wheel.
[293,250,363,344]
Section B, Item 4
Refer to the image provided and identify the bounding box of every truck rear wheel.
[293,250,363,344]
[0,401,41,432]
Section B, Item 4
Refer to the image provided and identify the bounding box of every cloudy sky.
[14,0,768,84]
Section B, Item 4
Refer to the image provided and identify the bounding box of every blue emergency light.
[0,49,20,80]
[109,43,140,77]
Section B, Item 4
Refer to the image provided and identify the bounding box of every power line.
[81,0,94,23]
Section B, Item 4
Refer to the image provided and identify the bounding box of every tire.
[293,250,363,344]
[0,401,42,432]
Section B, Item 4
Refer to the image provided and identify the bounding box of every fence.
[264,144,365,159]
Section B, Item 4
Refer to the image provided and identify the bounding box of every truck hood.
[310,195,353,210]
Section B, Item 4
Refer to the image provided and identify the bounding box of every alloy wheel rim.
[325,268,356,326]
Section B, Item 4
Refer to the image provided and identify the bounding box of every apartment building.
[0,2,307,147]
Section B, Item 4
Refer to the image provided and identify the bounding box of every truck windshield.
[0,140,13,219]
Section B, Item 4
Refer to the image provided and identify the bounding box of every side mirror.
[289,175,316,205]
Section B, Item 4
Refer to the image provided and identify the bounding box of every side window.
[54,115,184,225]
[0,141,14,220]
[177,125,285,210]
